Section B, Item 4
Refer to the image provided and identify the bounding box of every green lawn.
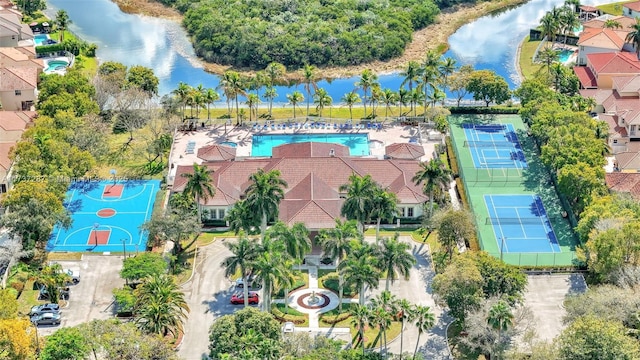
[519,36,543,81]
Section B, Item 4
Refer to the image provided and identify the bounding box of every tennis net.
[486,217,545,225]
[464,141,515,148]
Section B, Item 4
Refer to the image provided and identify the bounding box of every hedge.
[35,43,65,54]
[447,106,520,114]
[319,312,351,325]
[445,136,459,177]
[320,274,356,297]
[272,307,306,324]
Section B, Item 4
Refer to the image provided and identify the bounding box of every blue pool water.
[220,141,237,148]
[45,60,69,72]
[557,49,574,63]
[252,133,370,157]
[34,34,49,46]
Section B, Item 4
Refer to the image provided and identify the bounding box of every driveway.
[37,255,125,336]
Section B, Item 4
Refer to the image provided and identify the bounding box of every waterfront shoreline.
[110,0,528,79]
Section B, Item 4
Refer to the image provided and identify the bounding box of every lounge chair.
[366,123,372,129]
[333,123,338,129]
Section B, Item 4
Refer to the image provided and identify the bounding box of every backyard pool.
[34,34,49,46]
[251,133,370,157]
[44,59,70,73]
[557,49,574,63]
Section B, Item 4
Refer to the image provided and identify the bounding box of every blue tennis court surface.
[484,194,560,253]
[463,123,527,169]
[47,180,160,253]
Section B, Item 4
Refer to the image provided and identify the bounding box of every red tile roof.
[606,172,640,198]
[0,67,37,90]
[612,75,640,94]
[601,113,628,137]
[574,66,598,88]
[579,5,599,12]
[385,143,425,159]
[0,142,14,171]
[578,28,625,49]
[0,111,35,131]
[197,144,236,161]
[587,52,640,74]
[624,1,640,11]
[173,142,428,229]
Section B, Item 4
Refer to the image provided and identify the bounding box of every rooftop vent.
[329,148,335,157]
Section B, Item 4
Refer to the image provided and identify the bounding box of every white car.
[282,321,295,334]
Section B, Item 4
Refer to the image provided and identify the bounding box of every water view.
[45,0,609,101]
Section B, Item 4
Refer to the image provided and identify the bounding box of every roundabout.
[288,288,340,314]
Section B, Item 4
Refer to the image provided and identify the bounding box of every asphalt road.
[177,236,451,360]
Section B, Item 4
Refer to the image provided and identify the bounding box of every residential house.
[0,9,32,47]
[576,28,630,66]
[0,46,42,69]
[172,142,428,230]
[0,110,35,196]
[622,0,640,19]
[605,172,640,196]
[0,64,38,111]
[582,14,638,31]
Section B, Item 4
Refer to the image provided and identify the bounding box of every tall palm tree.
[410,305,436,359]
[204,88,219,123]
[419,64,439,116]
[350,304,371,355]
[487,300,514,360]
[245,93,260,122]
[398,88,410,117]
[369,306,393,356]
[316,219,361,310]
[400,61,421,103]
[409,89,425,117]
[341,91,361,120]
[301,64,318,117]
[376,234,416,291]
[396,298,413,360]
[181,163,215,222]
[339,174,377,233]
[370,85,382,118]
[223,70,246,125]
[252,249,293,312]
[134,274,190,337]
[379,89,398,120]
[560,5,580,44]
[313,88,332,117]
[54,10,72,43]
[245,169,288,243]
[625,18,640,59]
[355,69,378,118]
[286,91,304,119]
[438,57,457,97]
[412,159,452,219]
[370,187,398,241]
[540,11,559,48]
[222,234,260,307]
[217,72,235,117]
[172,82,191,120]
[262,87,277,119]
[371,291,398,356]
[339,243,380,306]
[537,47,559,76]
[225,199,258,235]
[265,221,310,262]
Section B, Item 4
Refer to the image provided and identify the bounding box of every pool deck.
[170,120,437,168]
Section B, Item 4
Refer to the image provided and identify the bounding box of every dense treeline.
[177,0,439,69]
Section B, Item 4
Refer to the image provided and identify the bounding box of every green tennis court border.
[450,114,579,267]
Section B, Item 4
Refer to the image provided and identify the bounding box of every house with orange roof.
[0,110,35,194]
[576,28,630,66]
[0,9,32,47]
[623,0,640,18]
[172,142,428,230]
[582,14,638,31]
[0,65,37,111]
[0,46,42,70]
[576,52,640,89]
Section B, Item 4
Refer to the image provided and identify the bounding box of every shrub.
[271,307,306,324]
[319,312,351,325]
[113,287,135,317]
[445,136,459,176]
[447,106,520,114]
[320,274,356,297]
[274,276,306,297]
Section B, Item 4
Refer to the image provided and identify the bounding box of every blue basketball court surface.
[48,180,160,253]
[463,123,527,169]
[484,194,560,253]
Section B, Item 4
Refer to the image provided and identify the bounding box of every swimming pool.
[220,141,237,148]
[44,59,69,73]
[557,49,574,63]
[34,34,49,46]
[252,133,370,157]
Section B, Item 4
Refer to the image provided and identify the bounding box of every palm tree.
[181,163,215,222]
[537,47,559,76]
[401,61,421,113]
[409,89,425,117]
[316,219,361,310]
[419,64,439,116]
[134,274,189,337]
[370,85,382,119]
[396,298,413,360]
[603,19,622,29]
[560,5,580,44]
[379,89,397,120]
[222,234,260,307]
[339,243,380,306]
[262,87,277,118]
[286,91,304,119]
[410,305,436,359]
[223,70,246,125]
[341,91,361,120]
[370,187,398,241]
[264,62,286,118]
[225,199,258,235]
[245,169,288,243]
[245,93,260,122]
[397,88,410,117]
[369,306,393,356]
[339,174,378,233]
[217,72,235,117]
[412,159,452,219]
[355,69,378,118]
[626,18,640,59]
[350,304,371,355]
[438,57,457,96]
[54,10,72,43]
[487,300,514,360]
[376,234,416,291]
[540,11,559,48]
[252,248,293,312]
[265,221,310,262]
[172,82,191,120]
[313,88,332,117]
[204,88,219,123]
[301,64,318,117]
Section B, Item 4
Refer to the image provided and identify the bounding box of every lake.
[44,0,609,102]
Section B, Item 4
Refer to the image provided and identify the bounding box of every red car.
[230,291,259,305]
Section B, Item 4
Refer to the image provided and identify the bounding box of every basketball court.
[47,180,160,253]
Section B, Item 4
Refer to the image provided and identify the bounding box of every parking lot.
[36,255,125,335]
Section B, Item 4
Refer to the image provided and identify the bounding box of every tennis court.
[462,123,527,169]
[47,180,160,253]
[485,195,560,253]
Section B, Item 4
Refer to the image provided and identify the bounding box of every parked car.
[29,303,60,316]
[63,267,81,284]
[31,312,61,326]
[282,321,295,334]
[235,274,257,289]
[230,291,259,305]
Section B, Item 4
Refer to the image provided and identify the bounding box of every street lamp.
[500,236,507,262]
[93,223,100,247]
